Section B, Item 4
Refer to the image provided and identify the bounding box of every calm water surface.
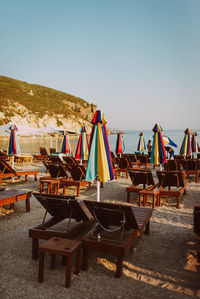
[1,130,199,156]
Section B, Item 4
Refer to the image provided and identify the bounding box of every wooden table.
[38,237,82,288]
[138,189,160,209]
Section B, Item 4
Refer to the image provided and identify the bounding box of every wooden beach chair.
[81,199,152,278]
[156,171,187,209]
[42,161,69,179]
[63,164,92,197]
[34,147,49,160]
[164,160,180,171]
[0,188,32,213]
[194,206,200,238]
[29,192,94,259]
[126,169,159,205]
[182,159,200,183]
[62,156,79,165]
[0,159,38,186]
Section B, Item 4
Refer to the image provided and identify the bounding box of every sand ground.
[0,161,200,299]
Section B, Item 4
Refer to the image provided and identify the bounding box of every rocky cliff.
[0,75,97,133]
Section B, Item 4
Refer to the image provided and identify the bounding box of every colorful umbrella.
[137,132,146,152]
[151,124,167,165]
[163,136,177,148]
[61,131,71,154]
[75,125,89,161]
[191,132,200,153]
[8,124,21,155]
[179,128,192,157]
[85,110,114,201]
[115,130,125,155]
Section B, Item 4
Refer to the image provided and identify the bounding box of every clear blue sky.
[1,0,200,130]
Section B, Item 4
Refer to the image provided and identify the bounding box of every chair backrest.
[33,192,93,222]
[0,159,17,175]
[50,148,56,154]
[40,147,49,156]
[156,171,186,188]
[63,156,79,165]
[48,155,63,164]
[183,159,197,171]
[128,170,155,186]
[83,199,139,230]
[43,162,68,178]
[0,151,9,159]
[164,160,179,171]
[65,164,86,181]
[122,153,137,162]
[117,157,131,169]
[139,154,150,163]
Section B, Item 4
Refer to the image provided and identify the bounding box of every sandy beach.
[0,161,200,299]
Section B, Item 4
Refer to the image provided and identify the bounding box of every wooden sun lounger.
[0,159,38,186]
[81,199,152,278]
[43,162,69,179]
[126,169,159,203]
[29,192,94,260]
[63,164,92,197]
[156,171,187,209]
[0,188,32,212]
[182,160,200,183]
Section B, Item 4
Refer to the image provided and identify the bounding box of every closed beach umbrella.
[191,132,200,153]
[85,110,114,201]
[163,136,177,148]
[137,132,146,152]
[179,128,192,157]
[75,125,89,161]
[8,124,21,155]
[61,131,71,155]
[115,130,125,155]
[8,124,21,169]
[151,124,167,165]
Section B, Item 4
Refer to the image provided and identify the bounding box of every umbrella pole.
[160,164,163,171]
[12,155,14,169]
[80,159,82,165]
[97,180,100,202]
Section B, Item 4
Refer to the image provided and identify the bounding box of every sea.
[0,130,199,156]
[108,130,200,156]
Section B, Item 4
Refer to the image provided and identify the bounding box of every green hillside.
[0,75,95,125]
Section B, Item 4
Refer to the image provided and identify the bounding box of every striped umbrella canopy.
[85,110,114,186]
[137,132,146,152]
[191,132,200,153]
[163,136,177,148]
[179,128,192,156]
[61,131,71,154]
[115,130,125,155]
[75,125,89,160]
[8,124,21,155]
[151,124,167,165]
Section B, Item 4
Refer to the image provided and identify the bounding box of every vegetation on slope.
[0,75,95,125]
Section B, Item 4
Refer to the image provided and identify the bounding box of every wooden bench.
[0,159,38,185]
[29,192,93,259]
[156,171,187,209]
[126,170,159,203]
[0,188,32,212]
[81,200,152,278]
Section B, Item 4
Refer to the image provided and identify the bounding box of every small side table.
[138,189,160,209]
[38,237,82,288]
[40,178,60,194]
